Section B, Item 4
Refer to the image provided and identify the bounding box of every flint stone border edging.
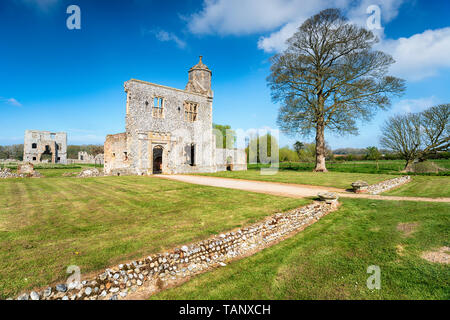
[366,176,411,195]
[13,200,338,300]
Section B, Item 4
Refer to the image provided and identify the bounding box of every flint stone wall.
[14,201,336,300]
[23,130,67,164]
[367,176,411,194]
[104,60,247,176]
[122,80,216,175]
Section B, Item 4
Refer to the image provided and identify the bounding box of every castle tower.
[185,56,213,98]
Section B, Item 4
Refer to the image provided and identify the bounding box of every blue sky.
[1,0,449,149]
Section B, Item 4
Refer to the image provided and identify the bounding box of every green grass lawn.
[384,176,450,198]
[0,176,308,299]
[153,199,450,300]
[198,170,397,189]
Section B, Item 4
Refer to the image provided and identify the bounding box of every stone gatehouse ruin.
[23,130,67,164]
[104,57,247,175]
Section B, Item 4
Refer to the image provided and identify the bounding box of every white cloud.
[142,28,187,49]
[380,27,450,81]
[257,0,403,52]
[187,0,450,82]
[1,97,22,107]
[155,30,187,49]
[392,96,440,114]
[188,0,329,35]
[187,0,403,38]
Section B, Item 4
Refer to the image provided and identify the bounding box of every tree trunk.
[403,159,414,172]
[314,121,328,172]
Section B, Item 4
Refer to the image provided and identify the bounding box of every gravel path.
[157,175,450,203]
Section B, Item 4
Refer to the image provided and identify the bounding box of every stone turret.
[185,56,213,98]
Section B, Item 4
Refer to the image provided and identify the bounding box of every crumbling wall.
[104,133,130,175]
[78,151,94,162]
[122,79,216,175]
[23,130,67,164]
[104,58,247,176]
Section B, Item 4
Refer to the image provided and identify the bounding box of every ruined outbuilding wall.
[23,130,67,164]
[215,148,247,171]
[104,133,129,175]
[67,152,104,165]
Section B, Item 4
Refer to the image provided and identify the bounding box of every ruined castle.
[104,57,247,175]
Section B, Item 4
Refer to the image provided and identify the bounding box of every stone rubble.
[317,192,339,204]
[0,167,41,179]
[367,176,411,195]
[77,168,103,178]
[13,200,338,300]
[351,180,369,193]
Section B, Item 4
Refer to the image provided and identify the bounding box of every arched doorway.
[226,156,233,171]
[40,145,53,163]
[153,145,163,174]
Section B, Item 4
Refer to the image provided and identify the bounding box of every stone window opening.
[153,97,164,118]
[126,91,131,115]
[32,143,37,149]
[190,144,195,166]
[184,101,198,122]
[124,152,128,161]
[40,145,53,162]
[32,157,36,161]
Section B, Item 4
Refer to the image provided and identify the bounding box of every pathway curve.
[157,175,450,203]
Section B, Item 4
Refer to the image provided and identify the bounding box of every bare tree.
[380,104,449,171]
[419,104,450,160]
[268,8,405,172]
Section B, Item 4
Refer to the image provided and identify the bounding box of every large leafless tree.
[380,104,450,171]
[268,8,405,171]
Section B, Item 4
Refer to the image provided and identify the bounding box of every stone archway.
[226,155,233,171]
[40,145,53,163]
[152,145,163,174]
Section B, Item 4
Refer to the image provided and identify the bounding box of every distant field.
[153,199,450,300]
[0,176,307,298]
[251,159,450,174]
